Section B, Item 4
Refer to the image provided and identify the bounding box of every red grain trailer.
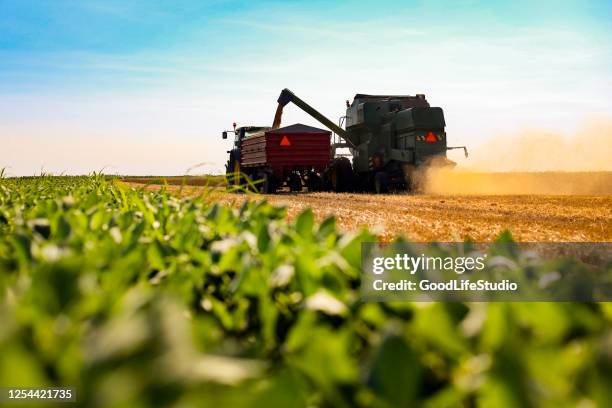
[224,123,331,193]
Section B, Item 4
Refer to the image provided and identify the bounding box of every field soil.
[125,181,611,242]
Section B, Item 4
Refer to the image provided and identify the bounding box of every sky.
[1,0,611,176]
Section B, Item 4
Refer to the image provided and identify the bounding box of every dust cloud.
[422,119,612,195]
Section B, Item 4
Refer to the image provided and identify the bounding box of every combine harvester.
[222,89,467,193]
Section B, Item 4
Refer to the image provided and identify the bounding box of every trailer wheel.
[288,173,302,192]
[329,157,353,192]
[374,171,389,194]
[306,172,322,192]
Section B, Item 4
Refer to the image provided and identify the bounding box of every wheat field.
[126,171,612,242]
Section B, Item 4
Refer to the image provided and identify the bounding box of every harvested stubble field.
[125,171,612,243]
[225,193,611,242]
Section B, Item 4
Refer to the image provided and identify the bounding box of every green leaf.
[52,215,71,240]
[367,334,422,406]
[295,209,314,237]
[256,222,271,253]
[147,240,165,270]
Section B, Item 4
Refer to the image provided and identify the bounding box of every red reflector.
[425,131,437,143]
[280,135,291,146]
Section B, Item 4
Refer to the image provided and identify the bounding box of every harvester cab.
[272,88,468,192]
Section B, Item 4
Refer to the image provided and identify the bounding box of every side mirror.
[222,131,228,139]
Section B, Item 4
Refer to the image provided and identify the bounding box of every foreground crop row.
[0,176,610,407]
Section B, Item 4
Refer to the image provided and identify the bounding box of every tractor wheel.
[241,169,260,193]
[226,158,245,191]
[374,171,389,194]
[329,157,354,192]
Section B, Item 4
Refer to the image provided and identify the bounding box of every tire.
[374,171,389,194]
[401,164,417,193]
[306,172,322,192]
[288,173,302,192]
[329,157,354,192]
[226,154,244,191]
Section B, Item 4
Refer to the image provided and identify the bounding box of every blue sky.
[1,0,611,175]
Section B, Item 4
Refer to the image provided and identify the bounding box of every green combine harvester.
[273,88,468,193]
